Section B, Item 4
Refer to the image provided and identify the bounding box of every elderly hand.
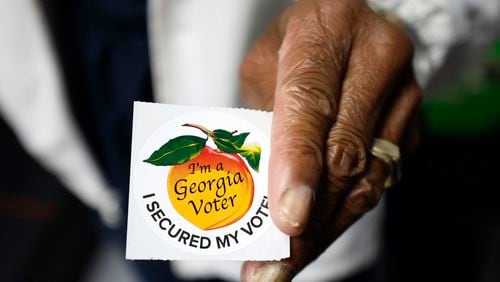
[239,0,422,280]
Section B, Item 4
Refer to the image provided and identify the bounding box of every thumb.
[268,15,346,236]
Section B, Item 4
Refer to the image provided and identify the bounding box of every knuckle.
[281,18,350,78]
[239,55,255,84]
[344,178,383,215]
[326,120,368,180]
[240,24,280,84]
[240,51,277,110]
[274,129,324,170]
[282,79,336,122]
[280,39,338,80]
[240,50,267,88]
[371,22,415,65]
[277,53,339,126]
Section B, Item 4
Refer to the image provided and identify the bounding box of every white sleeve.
[0,0,122,227]
[369,0,500,86]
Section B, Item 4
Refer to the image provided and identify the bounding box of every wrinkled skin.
[239,0,422,281]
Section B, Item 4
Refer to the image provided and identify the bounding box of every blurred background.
[384,39,500,282]
[1,1,499,282]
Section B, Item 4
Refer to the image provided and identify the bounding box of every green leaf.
[143,135,207,166]
[212,129,250,153]
[240,144,261,172]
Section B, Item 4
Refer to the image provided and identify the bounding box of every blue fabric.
[68,0,153,195]
[51,0,180,281]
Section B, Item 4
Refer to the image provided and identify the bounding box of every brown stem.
[182,123,214,137]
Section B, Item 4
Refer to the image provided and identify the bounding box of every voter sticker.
[126,102,289,260]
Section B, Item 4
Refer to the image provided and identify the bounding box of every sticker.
[126,102,289,260]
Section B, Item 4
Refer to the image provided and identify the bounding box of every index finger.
[269,10,350,235]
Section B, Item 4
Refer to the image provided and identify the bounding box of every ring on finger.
[369,138,401,189]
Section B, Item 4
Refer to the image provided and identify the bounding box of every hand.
[239,0,422,280]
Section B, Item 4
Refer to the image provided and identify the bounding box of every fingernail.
[331,144,357,176]
[279,185,314,229]
[251,263,293,282]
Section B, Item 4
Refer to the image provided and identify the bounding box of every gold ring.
[370,138,401,189]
